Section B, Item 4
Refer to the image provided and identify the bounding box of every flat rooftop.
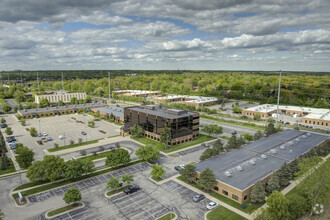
[92,106,124,118]
[18,102,106,114]
[196,130,328,191]
[126,105,198,119]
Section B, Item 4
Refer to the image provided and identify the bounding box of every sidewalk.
[171,176,252,220]
[161,139,216,157]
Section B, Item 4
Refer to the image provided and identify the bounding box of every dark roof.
[126,105,198,119]
[92,106,124,119]
[18,103,106,115]
[196,130,328,191]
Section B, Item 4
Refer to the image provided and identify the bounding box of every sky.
[0,0,330,71]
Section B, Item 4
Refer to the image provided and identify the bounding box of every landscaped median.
[133,134,216,153]
[47,139,101,152]
[157,212,177,220]
[105,185,131,197]
[12,160,143,201]
[176,176,264,215]
[46,202,83,218]
[201,114,266,131]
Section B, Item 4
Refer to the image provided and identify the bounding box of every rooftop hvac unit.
[225,171,232,177]
[270,149,277,154]
[45,108,48,110]
[307,133,311,136]
[288,141,294,146]
[295,138,300,142]
[261,154,267,159]
[302,135,307,139]
[236,165,243,171]
[249,159,256,165]
[280,145,285,150]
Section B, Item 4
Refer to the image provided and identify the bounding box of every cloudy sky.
[1,0,330,71]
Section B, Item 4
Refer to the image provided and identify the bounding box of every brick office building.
[195,130,328,204]
[121,105,200,146]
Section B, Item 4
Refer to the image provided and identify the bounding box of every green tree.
[197,168,216,192]
[63,160,84,180]
[106,176,120,190]
[253,114,261,121]
[135,144,160,162]
[2,103,11,113]
[14,90,25,103]
[63,187,81,206]
[105,149,131,167]
[201,124,223,137]
[199,148,216,161]
[0,208,4,220]
[70,97,78,104]
[43,155,65,182]
[39,98,50,108]
[253,130,264,141]
[295,157,330,215]
[84,96,92,103]
[264,122,277,136]
[266,191,290,220]
[241,133,252,142]
[20,119,26,126]
[179,164,196,183]
[81,159,95,174]
[5,127,13,136]
[266,174,280,193]
[250,181,266,203]
[0,118,5,124]
[30,127,37,137]
[121,174,134,185]
[276,163,292,187]
[226,134,244,149]
[159,125,171,149]
[232,106,242,114]
[212,139,225,154]
[15,146,34,168]
[287,193,309,219]
[26,161,46,182]
[88,120,95,128]
[151,164,165,180]
[130,124,143,138]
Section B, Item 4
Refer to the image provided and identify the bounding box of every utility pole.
[108,72,111,103]
[7,72,9,82]
[20,72,23,84]
[61,72,64,91]
[275,70,282,129]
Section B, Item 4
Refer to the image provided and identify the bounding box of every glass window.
[232,194,238,200]
[244,195,248,200]
[222,190,228,196]
[213,186,219,191]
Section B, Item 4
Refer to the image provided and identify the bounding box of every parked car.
[36,140,43,145]
[37,133,42,137]
[123,186,140,195]
[81,131,87,135]
[6,137,16,143]
[42,132,48,136]
[231,130,237,135]
[9,142,16,150]
[175,164,185,171]
[207,202,219,210]
[41,137,48,142]
[0,123,7,128]
[193,194,205,202]
[47,137,53,141]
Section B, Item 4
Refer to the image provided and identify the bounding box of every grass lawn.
[201,114,266,131]
[47,202,82,217]
[133,134,215,153]
[48,139,100,152]
[176,176,264,214]
[220,136,230,140]
[157,212,177,220]
[12,160,143,199]
[106,185,131,196]
[206,206,246,220]
[77,150,116,161]
[0,158,16,176]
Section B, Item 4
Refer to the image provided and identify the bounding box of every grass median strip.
[47,202,83,217]
[0,158,16,176]
[176,176,263,214]
[48,139,100,152]
[12,160,143,199]
[106,185,131,197]
[157,212,177,220]
[201,114,266,131]
[133,134,215,153]
[206,206,246,220]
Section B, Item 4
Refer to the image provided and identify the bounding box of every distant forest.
[0,70,329,108]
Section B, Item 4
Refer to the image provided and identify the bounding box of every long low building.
[18,102,107,118]
[153,95,218,107]
[114,90,161,97]
[195,130,328,204]
[35,91,87,104]
[91,106,124,123]
[242,104,330,128]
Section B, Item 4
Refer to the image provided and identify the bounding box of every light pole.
[275,70,282,129]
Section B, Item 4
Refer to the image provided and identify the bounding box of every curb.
[45,202,85,219]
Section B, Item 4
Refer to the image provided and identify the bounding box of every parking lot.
[3,114,120,160]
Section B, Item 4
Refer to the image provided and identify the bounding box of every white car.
[207,202,219,210]
[42,132,48,136]
[180,164,185,169]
